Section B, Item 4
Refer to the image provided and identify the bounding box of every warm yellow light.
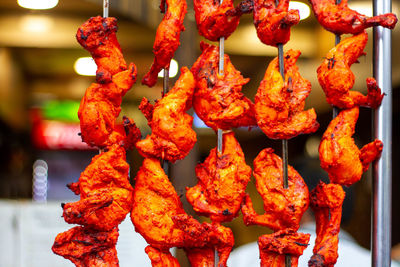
[158,59,179,78]
[74,57,97,76]
[18,0,59,10]
[289,1,311,20]
[20,16,53,33]
[348,2,372,16]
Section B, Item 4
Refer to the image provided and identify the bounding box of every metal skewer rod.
[277,44,289,190]
[98,0,109,155]
[372,0,392,265]
[103,0,109,17]
[332,0,341,118]
[162,68,170,174]
[277,43,291,267]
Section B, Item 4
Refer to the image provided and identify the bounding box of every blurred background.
[0,0,399,266]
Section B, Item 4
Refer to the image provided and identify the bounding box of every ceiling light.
[20,16,53,33]
[289,1,311,20]
[74,57,97,76]
[158,59,179,78]
[18,0,58,10]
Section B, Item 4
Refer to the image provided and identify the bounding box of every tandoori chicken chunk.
[255,49,319,140]
[142,0,187,87]
[193,0,253,41]
[186,131,251,222]
[63,144,133,231]
[145,246,180,267]
[258,229,310,267]
[308,182,345,267]
[52,226,119,267]
[308,0,397,35]
[317,32,384,109]
[78,64,138,148]
[136,67,197,162]
[253,0,300,46]
[76,16,128,84]
[191,42,257,130]
[131,157,234,267]
[241,148,309,231]
[319,107,383,186]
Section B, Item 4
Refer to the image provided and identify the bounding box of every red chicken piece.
[186,131,251,222]
[52,226,119,267]
[136,67,197,162]
[319,107,383,186]
[193,0,253,41]
[142,0,187,87]
[241,148,309,231]
[131,157,234,267]
[318,32,384,109]
[145,246,180,267]
[258,229,310,267]
[62,144,133,231]
[255,49,319,140]
[78,64,139,148]
[308,182,345,267]
[253,0,300,46]
[76,16,128,84]
[308,0,397,35]
[191,42,257,130]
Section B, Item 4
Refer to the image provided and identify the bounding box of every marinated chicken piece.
[131,158,234,267]
[186,131,251,222]
[308,0,397,35]
[241,148,309,231]
[145,246,180,267]
[308,182,345,267]
[258,229,310,267]
[63,144,133,231]
[184,247,214,267]
[253,0,299,46]
[52,226,119,267]
[193,0,253,41]
[255,49,319,140]
[191,42,257,130]
[142,0,187,87]
[174,216,234,267]
[318,32,384,109]
[136,67,197,162]
[76,16,128,84]
[78,64,138,148]
[319,107,383,186]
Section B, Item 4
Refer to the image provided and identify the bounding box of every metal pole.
[372,0,392,265]
[103,0,109,17]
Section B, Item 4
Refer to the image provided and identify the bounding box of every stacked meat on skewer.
[306,1,397,266]
[52,16,141,266]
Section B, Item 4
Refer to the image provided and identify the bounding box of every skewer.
[99,0,109,154]
[277,43,291,267]
[162,68,170,173]
[332,0,341,118]
[103,0,109,18]
[214,2,225,266]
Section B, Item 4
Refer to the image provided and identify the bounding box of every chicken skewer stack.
[132,1,239,265]
[52,1,142,265]
[186,0,255,265]
[306,1,397,265]
[240,0,321,266]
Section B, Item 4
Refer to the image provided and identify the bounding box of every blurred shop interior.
[0,0,399,266]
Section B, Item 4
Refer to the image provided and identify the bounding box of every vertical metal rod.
[277,44,288,190]
[103,0,109,17]
[372,0,392,265]
[163,68,169,96]
[332,0,341,118]
[278,43,290,267]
